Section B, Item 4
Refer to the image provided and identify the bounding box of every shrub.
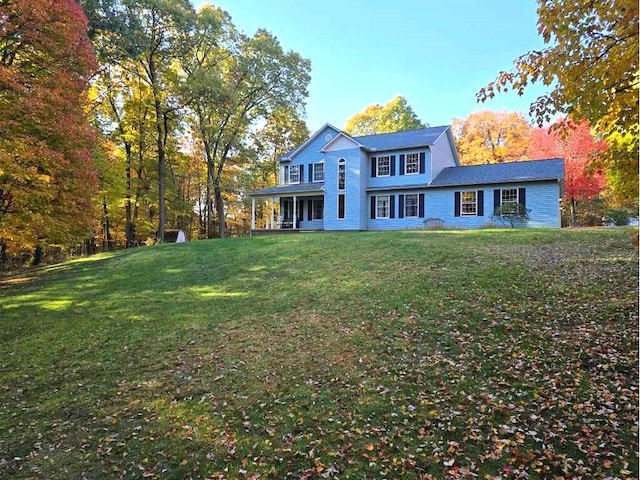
[491,203,530,228]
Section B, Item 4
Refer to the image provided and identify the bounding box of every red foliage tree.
[527,120,607,225]
[0,0,98,260]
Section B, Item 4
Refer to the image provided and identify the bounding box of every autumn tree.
[478,0,638,202]
[344,96,426,136]
[528,120,607,225]
[0,0,98,263]
[452,110,533,165]
[84,0,198,243]
[182,6,310,238]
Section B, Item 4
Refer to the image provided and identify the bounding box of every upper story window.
[376,156,390,177]
[313,162,324,182]
[405,153,420,175]
[338,159,346,190]
[461,191,477,216]
[289,165,300,184]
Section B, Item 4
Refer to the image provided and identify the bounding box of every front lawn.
[0,228,637,479]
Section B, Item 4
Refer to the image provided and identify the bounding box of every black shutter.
[454,191,461,217]
[398,194,405,218]
[419,193,425,218]
[371,158,377,177]
[299,165,304,183]
[477,190,484,216]
[419,152,426,174]
[399,155,405,175]
[519,187,526,207]
[370,196,376,219]
[307,199,312,221]
[390,195,395,218]
[494,189,500,212]
[390,155,396,176]
[308,165,313,183]
[284,165,289,184]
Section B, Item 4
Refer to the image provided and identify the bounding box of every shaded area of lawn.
[0,228,637,479]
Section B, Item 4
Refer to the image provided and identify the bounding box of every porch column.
[293,195,297,229]
[251,197,256,230]
[270,198,275,230]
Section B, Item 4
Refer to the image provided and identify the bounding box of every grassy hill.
[1,228,638,479]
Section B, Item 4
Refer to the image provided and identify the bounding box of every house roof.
[353,125,450,151]
[429,158,565,187]
[251,182,324,197]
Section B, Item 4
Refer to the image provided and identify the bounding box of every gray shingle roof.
[353,125,449,151]
[251,183,324,197]
[429,158,564,187]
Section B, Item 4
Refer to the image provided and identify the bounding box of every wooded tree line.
[0,0,311,267]
[0,0,636,268]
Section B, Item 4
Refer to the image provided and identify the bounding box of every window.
[404,194,419,217]
[313,163,324,182]
[312,198,323,220]
[376,156,390,176]
[338,159,346,190]
[289,165,300,184]
[501,188,518,206]
[376,195,390,219]
[405,153,419,174]
[461,191,477,216]
[338,194,345,219]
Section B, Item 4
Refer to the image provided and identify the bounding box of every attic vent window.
[324,133,333,142]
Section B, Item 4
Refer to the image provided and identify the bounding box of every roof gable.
[320,131,364,152]
[279,124,342,162]
[429,158,565,187]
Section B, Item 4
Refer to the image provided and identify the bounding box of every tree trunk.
[570,197,577,226]
[32,244,43,266]
[0,239,6,270]
[214,183,225,238]
[102,197,112,250]
[149,57,166,243]
[206,165,215,238]
[125,143,134,247]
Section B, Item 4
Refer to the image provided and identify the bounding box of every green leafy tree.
[477,0,638,202]
[344,96,426,136]
[182,6,310,238]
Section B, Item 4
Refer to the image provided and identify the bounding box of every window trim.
[404,193,419,218]
[460,190,478,216]
[376,194,390,219]
[404,152,420,175]
[312,162,324,182]
[288,165,300,184]
[375,156,391,177]
[500,188,519,206]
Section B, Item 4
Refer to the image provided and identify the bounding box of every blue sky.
[194,0,550,133]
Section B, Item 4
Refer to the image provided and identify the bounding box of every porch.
[250,185,325,234]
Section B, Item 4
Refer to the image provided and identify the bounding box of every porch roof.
[250,182,324,197]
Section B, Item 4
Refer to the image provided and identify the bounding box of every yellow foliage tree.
[452,111,533,165]
[477,0,638,201]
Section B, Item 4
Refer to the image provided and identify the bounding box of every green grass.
[1,228,638,479]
